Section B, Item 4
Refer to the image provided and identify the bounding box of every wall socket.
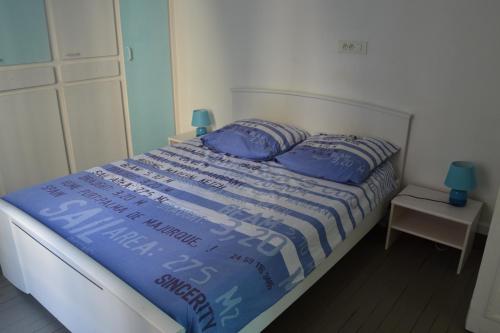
[338,40,367,55]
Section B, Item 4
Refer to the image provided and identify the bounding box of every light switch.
[338,40,367,55]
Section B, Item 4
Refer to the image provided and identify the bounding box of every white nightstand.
[385,184,483,274]
[168,131,196,145]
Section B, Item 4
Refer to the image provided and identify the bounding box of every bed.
[0,88,412,333]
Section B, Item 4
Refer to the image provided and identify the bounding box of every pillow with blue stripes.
[201,119,310,160]
[275,134,400,184]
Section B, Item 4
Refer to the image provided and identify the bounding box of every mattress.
[3,138,397,333]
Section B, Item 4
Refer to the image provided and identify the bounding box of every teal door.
[120,0,175,154]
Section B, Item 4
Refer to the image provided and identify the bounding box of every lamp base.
[449,189,467,207]
[195,127,207,137]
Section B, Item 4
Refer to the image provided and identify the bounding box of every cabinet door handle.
[65,52,81,57]
[126,46,134,62]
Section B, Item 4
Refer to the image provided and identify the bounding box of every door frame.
[467,189,500,332]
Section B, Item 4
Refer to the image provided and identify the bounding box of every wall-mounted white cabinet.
[0,89,69,193]
[65,80,128,171]
[50,0,118,60]
[0,0,131,196]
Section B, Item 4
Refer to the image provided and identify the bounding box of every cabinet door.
[50,0,118,60]
[0,89,69,194]
[64,80,128,171]
[0,0,52,66]
[120,0,176,154]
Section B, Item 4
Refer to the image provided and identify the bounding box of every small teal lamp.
[444,161,476,207]
[192,109,211,137]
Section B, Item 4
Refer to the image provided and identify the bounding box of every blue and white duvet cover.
[3,139,397,333]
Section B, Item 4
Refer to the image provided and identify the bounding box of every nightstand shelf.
[168,131,196,145]
[391,207,467,249]
[386,184,482,274]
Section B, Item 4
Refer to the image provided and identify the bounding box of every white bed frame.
[0,88,412,333]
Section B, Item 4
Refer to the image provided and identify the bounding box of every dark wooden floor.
[0,226,484,333]
[265,226,484,333]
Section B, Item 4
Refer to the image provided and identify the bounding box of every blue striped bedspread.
[3,138,397,333]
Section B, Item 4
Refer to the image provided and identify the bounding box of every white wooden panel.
[0,66,55,92]
[0,89,69,194]
[0,209,27,292]
[11,220,180,333]
[64,80,128,171]
[14,225,157,333]
[50,0,118,59]
[61,60,120,82]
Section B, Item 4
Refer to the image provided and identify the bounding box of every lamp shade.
[191,109,211,127]
[444,161,476,191]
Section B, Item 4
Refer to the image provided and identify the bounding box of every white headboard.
[231,88,413,180]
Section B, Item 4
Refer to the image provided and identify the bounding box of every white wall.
[171,0,500,232]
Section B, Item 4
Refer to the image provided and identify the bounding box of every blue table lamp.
[192,109,211,137]
[444,161,476,207]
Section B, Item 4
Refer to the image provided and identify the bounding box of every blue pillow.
[201,119,310,160]
[276,134,400,184]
